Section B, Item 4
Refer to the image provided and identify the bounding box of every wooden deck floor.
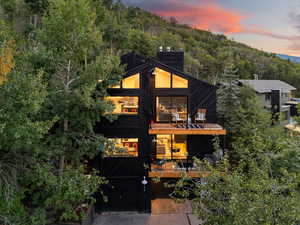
[149,170,213,178]
[149,123,226,135]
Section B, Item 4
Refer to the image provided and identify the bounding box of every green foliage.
[174,79,300,224]
[0,70,52,225]
[174,158,300,225]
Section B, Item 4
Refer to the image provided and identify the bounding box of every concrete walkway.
[93,212,202,225]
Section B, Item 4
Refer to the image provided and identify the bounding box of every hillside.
[102,2,300,94]
[277,54,300,63]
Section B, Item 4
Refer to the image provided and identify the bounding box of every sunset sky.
[123,0,300,56]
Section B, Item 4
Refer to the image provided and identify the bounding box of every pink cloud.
[152,1,245,34]
[148,0,300,54]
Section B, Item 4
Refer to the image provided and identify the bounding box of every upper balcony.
[149,123,226,135]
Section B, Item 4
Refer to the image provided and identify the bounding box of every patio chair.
[171,109,185,124]
[195,109,207,124]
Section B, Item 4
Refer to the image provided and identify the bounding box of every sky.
[123,0,300,56]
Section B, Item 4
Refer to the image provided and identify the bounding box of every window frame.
[109,73,140,89]
[104,138,139,158]
[105,96,139,115]
[155,134,188,160]
[154,68,188,89]
[155,95,188,123]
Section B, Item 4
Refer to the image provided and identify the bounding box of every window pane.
[172,135,187,159]
[105,138,138,157]
[156,135,187,159]
[154,68,171,88]
[105,96,138,114]
[156,97,187,122]
[173,97,188,120]
[156,97,172,122]
[156,135,171,159]
[123,74,140,89]
[109,83,121,89]
[173,74,188,88]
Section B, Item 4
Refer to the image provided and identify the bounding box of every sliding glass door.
[156,96,187,122]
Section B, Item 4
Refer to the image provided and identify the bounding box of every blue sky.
[123,0,300,56]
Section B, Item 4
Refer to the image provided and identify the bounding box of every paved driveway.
[93,213,202,225]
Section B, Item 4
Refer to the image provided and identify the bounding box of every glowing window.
[173,74,188,88]
[156,97,187,122]
[105,96,138,114]
[154,68,188,88]
[156,135,187,159]
[109,83,121,89]
[123,74,140,88]
[154,68,171,88]
[108,74,140,89]
[105,138,138,157]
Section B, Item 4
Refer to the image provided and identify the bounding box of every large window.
[156,135,187,159]
[156,96,187,122]
[154,68,188,88]
[106,96,138,114]
[110,73,140,89]
[105,138,138,157]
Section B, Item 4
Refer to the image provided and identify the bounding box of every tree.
[173,80,300,224]
[32,0,122,221]
[0,70,52,225]
[0,20,15,84]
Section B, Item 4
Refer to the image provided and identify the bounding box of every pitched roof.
[239,80,296,93]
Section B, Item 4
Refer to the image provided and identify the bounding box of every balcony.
[149,158,214,178]
[149,123,226,135]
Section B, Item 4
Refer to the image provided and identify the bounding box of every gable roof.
[239,80,296,93]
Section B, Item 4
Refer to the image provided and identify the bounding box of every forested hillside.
[98,1,300,93]
[2,0,300,91]
[1,1,300,224]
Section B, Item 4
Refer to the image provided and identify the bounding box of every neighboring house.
[93,50,226,213]
[238,79,297,122]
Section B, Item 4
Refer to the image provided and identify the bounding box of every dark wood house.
[94,50,226,213]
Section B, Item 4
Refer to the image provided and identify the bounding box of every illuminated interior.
[154,68,171,88]
[123,74,140,88]
[105,138,138,157]
[173,74,188,88]
[156,96,187,122]
[156,135,187,159]
[109,73,140,89]
[106,96,138,114]
[154,67,188,88]
[110,83,121,88]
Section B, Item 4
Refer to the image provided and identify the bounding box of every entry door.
[96,177,150,212]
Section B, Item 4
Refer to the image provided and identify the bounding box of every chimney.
[157,47,184,71]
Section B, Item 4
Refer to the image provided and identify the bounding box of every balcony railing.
[149,123,226,135]
[149,157,212,178]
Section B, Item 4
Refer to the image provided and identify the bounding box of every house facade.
[239,80,297,122]
[94,51,226,212]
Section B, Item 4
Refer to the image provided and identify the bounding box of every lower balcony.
[149,158,213,178]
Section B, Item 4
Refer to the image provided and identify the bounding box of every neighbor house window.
[156,135,187,159]
[109,73,140,89]
[156,96,187,122]
[105,96,138,114]
[154,68,188,88]
[105,138,138,157]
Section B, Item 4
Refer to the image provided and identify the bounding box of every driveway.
[93,212,202,225]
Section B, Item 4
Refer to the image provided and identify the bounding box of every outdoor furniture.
[171,109,185,124]
[195,109,207,124]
